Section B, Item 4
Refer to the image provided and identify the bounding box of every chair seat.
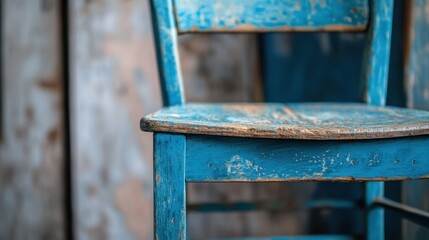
[141,103,429,140]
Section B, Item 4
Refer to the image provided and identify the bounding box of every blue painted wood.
[361,0,395,106]
[366,183,384,240]
[146,0,427,238]
[174,0,369,33]
[154,133,186,239]
[362,1,395,239]
[150,0,185,106]
[185,135,429,182]
[216,236,353,240]
[141,103,429,140]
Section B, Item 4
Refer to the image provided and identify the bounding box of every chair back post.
[363,1,394,240]
[151,0,185,107]
[361,0,395,106]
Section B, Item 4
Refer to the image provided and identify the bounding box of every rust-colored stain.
[46,127,59,143]
[37,78,61,92]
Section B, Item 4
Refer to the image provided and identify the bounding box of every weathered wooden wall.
[403,0,429,239]
[70,0,158,239]
[0,0,66,239]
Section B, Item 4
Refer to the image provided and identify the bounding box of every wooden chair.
[141,0,429,239]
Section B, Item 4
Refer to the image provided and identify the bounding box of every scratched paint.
[361,0,395,107]
[186,135,429,182]
[0,0,65,239]
[174,0,369,32]
[141,103,429,140]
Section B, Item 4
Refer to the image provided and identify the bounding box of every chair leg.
[366,182,384,240]
[154,133,187,240]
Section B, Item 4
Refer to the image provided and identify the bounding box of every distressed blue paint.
[141,103,429,140]
[150,0,184,106]
[361,0,395,106]
[174,0,369,33]
[361,2,395,238]
[154,133,186,239]
[145,0,429,238]
[216,236,353,240]
[185,135,429,182]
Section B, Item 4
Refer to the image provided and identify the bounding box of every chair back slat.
[150,0,394,107]
[174,0,369,33]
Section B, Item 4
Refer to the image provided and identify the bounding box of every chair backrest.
[175,0,369,33]
[150,0,394,107]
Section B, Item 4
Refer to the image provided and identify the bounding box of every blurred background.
[1,0,429,239]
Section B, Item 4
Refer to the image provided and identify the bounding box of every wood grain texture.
[0,0,66,238]
[151,0,185,106]
[174,0,369,33]
[154,133,186,240]
[185,135,429,182]
[141,103,429,140]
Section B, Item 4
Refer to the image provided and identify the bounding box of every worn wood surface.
[359,1,397,239]
[361,0,394,106]
[142,103,429,140]
[174,0,369,33]
[185,135,429,182]
[70,0,160,239]
[361,1,395,239]
[0,0,66,238]
[403,0,429,239]
[154,133,186,240]
[151,0,184,106]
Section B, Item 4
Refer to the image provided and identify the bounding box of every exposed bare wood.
[142,103,429,140]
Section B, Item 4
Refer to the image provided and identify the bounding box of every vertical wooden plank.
[361,0,395,106]
[151,0,185,106]
[403,0,429,239]
[363,2,394,240]
[0,0,66,239]
[154,133,186,239]
[70,0,160,239]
